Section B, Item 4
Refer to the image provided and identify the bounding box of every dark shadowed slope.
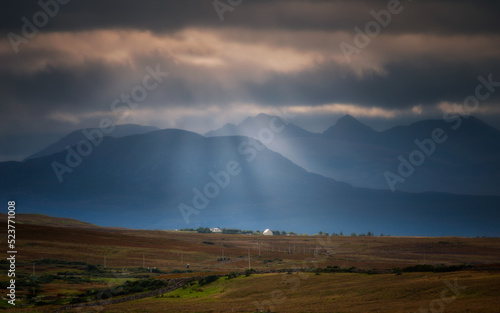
[25,124,159,160]
[1,129,499,236]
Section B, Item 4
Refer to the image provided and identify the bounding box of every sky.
[1,0,500,162]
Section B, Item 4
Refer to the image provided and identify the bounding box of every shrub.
[226,272,238,280]
[402,264,435,272]
[198,275,219,286]
[86,264,101,273]
[245,269,256,277]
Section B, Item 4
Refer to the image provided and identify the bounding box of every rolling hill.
[0,212,100,229]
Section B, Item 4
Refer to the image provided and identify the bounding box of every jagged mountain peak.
[322,115,378,141]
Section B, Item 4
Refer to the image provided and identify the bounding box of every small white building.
[263,229,273,236]
[210,227,222,233]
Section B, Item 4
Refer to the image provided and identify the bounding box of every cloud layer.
[1,0,500,160]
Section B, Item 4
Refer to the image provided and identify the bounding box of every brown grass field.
[98,271,500,313]
[1,214,500,312]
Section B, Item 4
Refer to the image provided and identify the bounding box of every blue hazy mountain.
[0,128,498,236]
[25,124,159,160]
[206,114,500,195]
[206,113,316,139]
[322,114,381,143]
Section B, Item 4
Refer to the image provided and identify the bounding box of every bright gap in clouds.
[116,103,427,135]
[43,100,430,137]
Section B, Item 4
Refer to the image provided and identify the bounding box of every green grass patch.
[91,277,137,285]
[164,278,227,300]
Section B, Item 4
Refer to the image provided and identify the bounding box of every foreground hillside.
[1,215,499,312]
[84,271,500,313]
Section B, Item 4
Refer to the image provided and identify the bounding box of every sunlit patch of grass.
[162,277,228,300]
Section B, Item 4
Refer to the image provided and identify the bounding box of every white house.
[263,229,273,236]
[210,227,222,233]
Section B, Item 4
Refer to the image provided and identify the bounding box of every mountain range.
[1,117,499,236]
[207,113,500,195]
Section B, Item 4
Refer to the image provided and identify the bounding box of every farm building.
[263,229,273,236]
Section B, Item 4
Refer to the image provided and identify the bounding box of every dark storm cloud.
[1,0,214,34]
[0,62,118,113]
[2,0,500,35]
[245,59,500,109]
[1,29,500,126]
[0,56,238,114]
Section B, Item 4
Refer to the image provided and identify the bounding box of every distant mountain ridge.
[0,127,499,236]
[25,124,159,160]
[322,114,380,143]
[206,114,500,195]
[205,113,317,138]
